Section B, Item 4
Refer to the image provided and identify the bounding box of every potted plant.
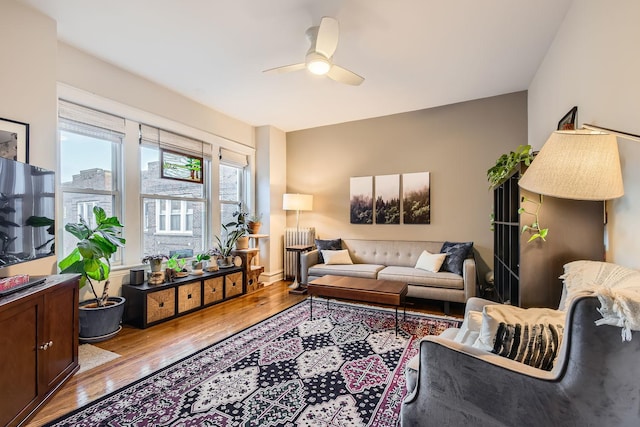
[142,254,168,272]
[192,252,211,270]
[166,254,189,277]
[232,209,250,249]
[247,213,263,235]
[58,206,126,342]
[214,220,244,267]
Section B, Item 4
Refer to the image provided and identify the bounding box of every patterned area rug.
[50,300,460,426]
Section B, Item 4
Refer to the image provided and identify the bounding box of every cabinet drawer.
[146,288,176,324]
[225,272,243,298]
[178,282,201,313]
[203,277,224,305]
[246,267,263,294]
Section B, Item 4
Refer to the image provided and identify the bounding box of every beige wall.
[528,0,640,269]
[0,0,58,277]
[255,125,287,281]
[58,43,255,148]
[286,91,528,278]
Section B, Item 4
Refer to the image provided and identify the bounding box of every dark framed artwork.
[375,174,400,224]
[557,106,578,130]
[402,172,430,224]
[160,148,204,184]
[0,117,29,163]
[350,176,373,224]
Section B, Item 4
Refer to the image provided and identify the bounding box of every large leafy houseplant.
[58,206,126,307]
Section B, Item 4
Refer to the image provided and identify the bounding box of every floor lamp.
[283,193,313,291]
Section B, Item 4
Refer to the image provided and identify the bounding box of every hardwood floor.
[28,281,462,426]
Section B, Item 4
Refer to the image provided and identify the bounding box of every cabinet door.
[0,296,41,427]
[225,272,243,298]
[146,288,176,324]
[41,281,78,390]
[203,277,224,305]
[177,282,202,313]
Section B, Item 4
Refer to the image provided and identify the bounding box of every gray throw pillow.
[315,238,342,263]
[439,241,473,276]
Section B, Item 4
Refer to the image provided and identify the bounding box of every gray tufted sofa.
[300,239,476,312]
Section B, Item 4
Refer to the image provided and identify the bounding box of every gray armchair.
[401,295,640,427]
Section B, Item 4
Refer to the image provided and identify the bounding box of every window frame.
[57,85,256,271]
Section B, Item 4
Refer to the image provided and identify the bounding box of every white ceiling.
[20,0,573,132]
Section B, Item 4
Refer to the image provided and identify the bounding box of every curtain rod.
[583,123,640,143]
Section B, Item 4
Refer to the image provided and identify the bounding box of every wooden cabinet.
[232,248,264,294]
[0,275,79,427]
[493,166,605,308]
[123,267,244,328]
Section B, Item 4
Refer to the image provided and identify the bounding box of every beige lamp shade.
[283,193,313,211]
[518,130,624,200]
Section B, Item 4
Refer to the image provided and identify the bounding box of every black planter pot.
[79,296,126,343]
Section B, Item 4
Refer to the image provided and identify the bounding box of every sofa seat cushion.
[378,266,464,290]
[308,263,385,279]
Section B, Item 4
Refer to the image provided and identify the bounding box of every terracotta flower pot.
[236,236,249,250]
[247,221,262,235]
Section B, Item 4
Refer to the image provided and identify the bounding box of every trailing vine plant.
[487,144,534,188]
[518,196,548,242]
[487,145,548,242]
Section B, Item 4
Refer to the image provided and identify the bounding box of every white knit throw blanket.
[561,261,640,342]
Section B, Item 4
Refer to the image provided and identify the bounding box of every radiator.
[284,227,316,279]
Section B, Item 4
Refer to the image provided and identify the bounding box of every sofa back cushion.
[342,239,444,267]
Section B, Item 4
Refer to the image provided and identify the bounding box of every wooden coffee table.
[307,275,408,335]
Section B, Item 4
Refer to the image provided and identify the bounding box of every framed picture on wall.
[557,106,578,130]
[160,148,204,184]
[375,174,400,224]
[402,172,431,224]
[0,117,29,163]
[350,176,373,224]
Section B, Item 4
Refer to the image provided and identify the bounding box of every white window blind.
[219,147,248,167]
[59,99,126,135]
[140,124,211,158]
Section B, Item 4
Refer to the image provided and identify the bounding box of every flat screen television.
[0,156,55,294]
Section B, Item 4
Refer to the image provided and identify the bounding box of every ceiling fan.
[263,17,364,86]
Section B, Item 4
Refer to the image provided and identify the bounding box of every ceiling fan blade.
[315,17,339,58]
[327,65,364,86]
[263,63,306,74]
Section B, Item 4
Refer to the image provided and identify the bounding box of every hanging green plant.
[518,195,548,242]
[487,145,534,187]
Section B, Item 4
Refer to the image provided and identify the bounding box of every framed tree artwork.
[403,172,430,224]
[350,176,373,224]
[160,148,204,184]
[0,117,29,163]
[375,174,400,224]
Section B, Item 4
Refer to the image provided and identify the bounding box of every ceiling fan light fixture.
[306,53,331,75]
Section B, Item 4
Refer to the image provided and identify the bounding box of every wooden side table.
[286,244,314,295]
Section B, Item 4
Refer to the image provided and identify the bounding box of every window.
[77,201,98,228]
[140,126,209,257]
[58,100,124,261]
[219,163,243,225]
[219,148,249,226]
[57,90,255,268]
[156,200,193,234]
